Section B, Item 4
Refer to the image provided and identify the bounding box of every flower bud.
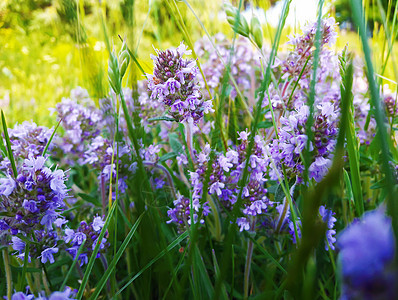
[118,41,130,79]
[108,51,121,93]
[226,15,250,38]
[250,17,263,49]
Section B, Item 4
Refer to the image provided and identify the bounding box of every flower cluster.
[147,42,213,124]
[10,287,76,300]
[337,208,397,299]
[263,17,341,184]
[167,193,210,234]
[187,131,271,231]
[194,33,261,100]
[270,201,336,250]
[0,156,68,263]
[64,215,108,266]
[281,17,337,79]
[53,89,104,165]
[0,121,54,172]
[83,136,131,196]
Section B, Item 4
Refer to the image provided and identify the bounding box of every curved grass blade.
[350,0,397,239]
[1,110,17,177]
[88,213,144,300]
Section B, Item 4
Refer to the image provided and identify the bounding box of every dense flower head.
[194,33,261,100]
[263,17,341,185]
[64,215,109,266]
[268,104,338,183]
[187,132,271,231]
[0,156,68,262]
[167,193,210,233]
[0,122,54,173]
[337,208,395,286]
[147,42,213,124]
[53,88,104,165]
[282,17,338,79]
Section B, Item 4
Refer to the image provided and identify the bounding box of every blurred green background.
[0,0,396,126]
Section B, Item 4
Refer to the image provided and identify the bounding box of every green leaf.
[148,116,177,122]
[159,152,177,163]
[169,133,184,154]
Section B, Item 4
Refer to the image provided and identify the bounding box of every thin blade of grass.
[60,240,87,291]
[89,212,144,300]
[350,0,398,243]
[42,118,62,157]
[1,110,17,177]
[111,231,189,299]
[213,1,292,298]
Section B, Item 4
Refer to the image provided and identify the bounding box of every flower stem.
[243,219,255,300]
[184,120,195,164]
[3,249,12,300]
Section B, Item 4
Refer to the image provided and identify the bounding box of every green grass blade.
[42,118,62,157]
[60,240,87,291]
[1,110,18,177]
[350,0,397,239]
[343,61,364,216]
[17,242,30,291]
[213,1,292,298]
[111,231,189,299]
[89,213,144,300]
[247,235,287,275]
[76,200,118,300]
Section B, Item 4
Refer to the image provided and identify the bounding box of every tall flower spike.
[147,42,213,124]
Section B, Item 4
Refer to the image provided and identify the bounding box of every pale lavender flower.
[40,247,59,264]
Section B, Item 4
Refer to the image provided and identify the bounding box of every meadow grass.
[0,0,398,299]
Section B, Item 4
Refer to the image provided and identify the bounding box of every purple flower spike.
[147,42,213,124]
[338,208,395,287]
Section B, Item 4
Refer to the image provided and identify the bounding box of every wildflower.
[0,156,68,263]
[337,208,396,299]
[147,42,213,124]
[64,217,109,266]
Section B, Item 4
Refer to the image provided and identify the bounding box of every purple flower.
[48,287,76,300]
[147,42,211,124]
[0,176,16,196]
[92,216,105,232]
[209,181,225,196]
[40,210,59,230]
[337,208,395,288]
[23,199,39,213]
[319,205,337,250]
[12,236,25,252]
[11,292,34,300]
[72,232,86,245]
[40,247,59,264]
